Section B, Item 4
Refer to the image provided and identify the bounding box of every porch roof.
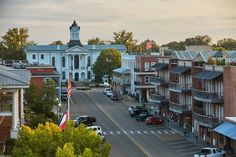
[151,63,168,70]
[194,70,223,80]
[214,122,236,140]
[170,66,191,74]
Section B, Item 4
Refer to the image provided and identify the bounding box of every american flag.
[58,111,69,130]
[67,79,71,97]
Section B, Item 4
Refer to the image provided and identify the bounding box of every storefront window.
[0,92,12,112]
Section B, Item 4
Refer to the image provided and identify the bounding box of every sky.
[0,0,236,45]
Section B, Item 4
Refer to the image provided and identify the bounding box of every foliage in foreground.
[12,121,111,157]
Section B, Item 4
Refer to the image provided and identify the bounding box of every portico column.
[11,90,19,138]
[20,89,24,125]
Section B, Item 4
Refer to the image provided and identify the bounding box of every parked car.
[74,115,96,126]
[103,88,111,94]
[130,108,148,117]
[145,116,164,125]
[87,125,105,143]
[61,89,68,101]
[105,91,113,97]
[194,147,226,157]
[128,105,143,113]
[136,112,153,121]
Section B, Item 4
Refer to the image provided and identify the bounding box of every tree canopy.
[0,27,35,59]
[12,122,111,157]
[215,38,236,50]
[92,48,121,82]
[87,37,106,45]
[49,40,64,45]
[184,35,212,45]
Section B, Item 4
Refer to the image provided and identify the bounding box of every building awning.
[214,122,236,140]
[170,66,191,74]
[113,67,130,74]
[194,70,223,80]
[151,63,168,70]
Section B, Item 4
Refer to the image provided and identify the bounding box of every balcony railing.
[134,68,155,73]
[193,112,219,128]
[150,93,168,105]
[112,77,130,84]
[169,101,191,114]
[150,76,169,87]
[192,89,223,103]
[193,107,203,115]
[169,83,192,93]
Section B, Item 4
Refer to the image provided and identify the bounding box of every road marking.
[123,131,127,134]
[151,131,155,134]
[170,131,176,134]
[86,93,153,157]
[143,131,148,134]
[103,132,106,135]
[110,131,113,135]
[164,131,169,134]
[172,143,194,148]
[117,131,120,134]
[130,131,134,134]
[168,140,189,145]
[157,131,162,134]
[137,131,141,134]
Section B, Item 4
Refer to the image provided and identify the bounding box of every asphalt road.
[70,89,201,157]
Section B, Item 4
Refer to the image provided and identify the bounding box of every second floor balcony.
[134,81,155,89]
[169,101,191,114]
[150,93,169,105]
[193,112,219,128]
[150,76,169,87]
[192,89,223,103]
[134,68,155,75]
[169,83,192,94]
[112,76,130,85]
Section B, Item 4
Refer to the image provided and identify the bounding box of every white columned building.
[25,20,126,82]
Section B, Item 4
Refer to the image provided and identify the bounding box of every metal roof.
[113,67,130,74]
[83,44,127,51]
[151,63,168,70]
[173,51,199,60]
[193,70,223,80]
[214,122,236,140]
[170,66,191,74]
[0,67,30,88]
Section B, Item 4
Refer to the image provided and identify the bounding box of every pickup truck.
[194,147,226,157]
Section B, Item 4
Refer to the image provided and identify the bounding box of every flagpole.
[68,95,70,120]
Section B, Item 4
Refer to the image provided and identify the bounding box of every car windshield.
[201,149,211,154]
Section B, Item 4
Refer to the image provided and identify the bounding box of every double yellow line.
[85,92,154,157]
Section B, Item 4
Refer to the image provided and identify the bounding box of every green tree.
[12,122,111,157]
[49,41,64,45]
[162,41,185,51]
[87,37,106,45]
[112,30,137,53]
[92,49,121,82]
[140,39,160,52]
[0,27,35,59]
[216,38,236,50]
[184,35,212,45]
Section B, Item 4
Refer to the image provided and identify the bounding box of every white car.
[87,126,105,143]
[128,105,135,113]
[103,88,111,94]
[105,91,113,97]
[194,147,226,157]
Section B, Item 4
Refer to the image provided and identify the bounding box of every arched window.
[52,57,55,66]
[62,57,65,67]
[74,73,79,81]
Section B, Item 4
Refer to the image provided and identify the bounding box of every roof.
[214,122,236,140]
[194,70,223,80]
[70,20,80,30]
[83,44,127,51]
[195,51,213,62]
[152,63,168,70]
[170,66,191,74]
[25,45,68,51]
[173,51,199,60]
[113,67,130,74]
[0,66,30,88]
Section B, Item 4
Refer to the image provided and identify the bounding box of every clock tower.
[68,20,82,47]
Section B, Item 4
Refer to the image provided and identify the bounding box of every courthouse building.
[25,20,126,82]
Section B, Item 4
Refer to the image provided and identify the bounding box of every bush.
[4,138,16,155]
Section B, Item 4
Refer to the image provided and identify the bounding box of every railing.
[169,101,191,114]
[192,89,223,103]
[150,93,168,104]
[193,112,219,128]
[193,107,203,115]
[134,68,155,73]
[150,76,169,86]
[112,77,130,84]
[169,83,192,93]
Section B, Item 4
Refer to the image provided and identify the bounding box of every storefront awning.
[170,66,191,74]
[151,63,168,70]
[214,122,236,140]
[194,70,222,80]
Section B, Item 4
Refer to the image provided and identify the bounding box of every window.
[62,71,65,80]
[41,54,44,59]
[32,54,36,59]
[52,57,55,66]
[62,57,65,67]
[87,56,91,66]
[74,55,79,69]
[145,76,149,84]
[144,62,150,71]
[0,92,12,112]
[87,71,91,80]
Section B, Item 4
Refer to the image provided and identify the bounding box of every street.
[70,89,202,157]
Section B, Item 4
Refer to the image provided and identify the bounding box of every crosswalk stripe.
[170,131,176,134]
[164,131,169,134]
[151,131,155,134]
[103,132,106,135]
[157,131,162,134]
[123,131,127,134]
[137,131,141,134]
[117,131,120,134]
[143,131,148,134]
[110,131,113,134]
[130,131,134,134]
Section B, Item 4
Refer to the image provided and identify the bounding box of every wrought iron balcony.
[150,93,168,105]
[192,89,223,103]
[193,112,219,128]
[150,76,169,87]
[169,83,192,93]
[169,101,191,114]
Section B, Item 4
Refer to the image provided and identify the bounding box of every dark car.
[74,115,96,126]
[61,89,68,101]
[130,109,148,117]
[136,112,153,121]
[145,116,164,125]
